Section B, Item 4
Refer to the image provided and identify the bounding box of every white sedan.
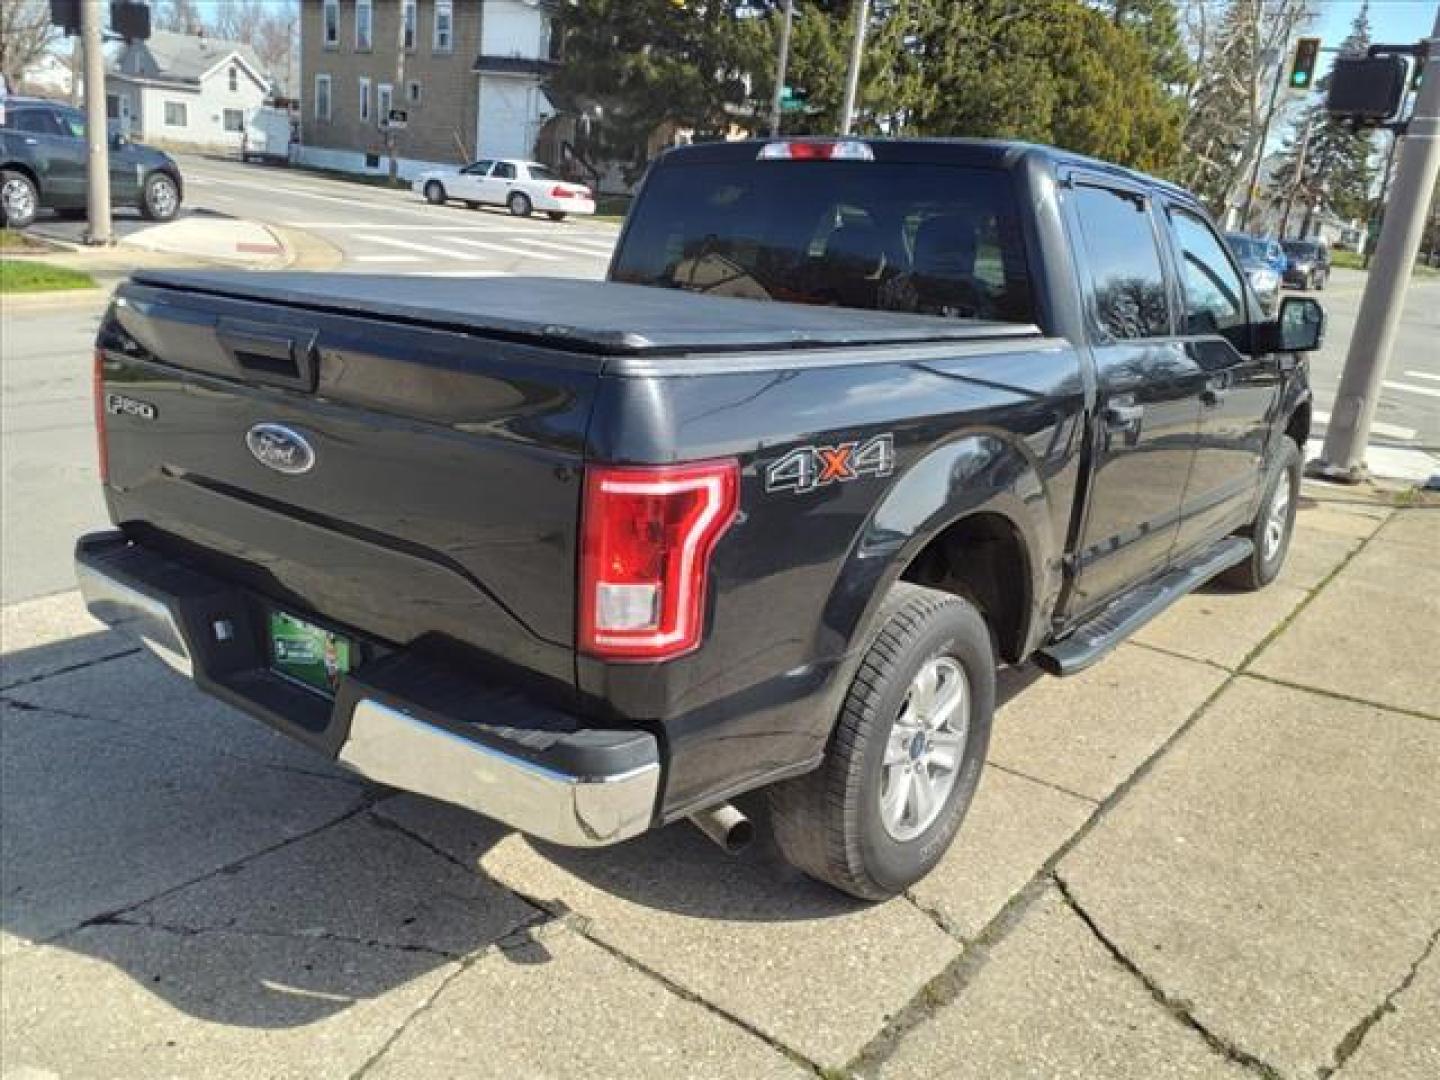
[412,159,596,221]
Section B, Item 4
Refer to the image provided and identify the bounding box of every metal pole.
[1242,52,1287,232]
[1315,13,1440,481]
[81,0,111,245]
[1362,130,1401,269]
[768,0,795,138]
[388,0,408,184]
[838,0,869,136]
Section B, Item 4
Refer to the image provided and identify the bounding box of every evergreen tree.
[1100,0,1192,88]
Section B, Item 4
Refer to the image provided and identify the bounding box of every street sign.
[779,86,808,113]
[386,109,408,130]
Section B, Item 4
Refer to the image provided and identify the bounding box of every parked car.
[0,96,183,229]
[411,158,595,220]
[79,138,1323,899]
[1281,238,1331,290]
[1224,233,1283,314]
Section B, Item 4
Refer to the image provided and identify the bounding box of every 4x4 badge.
[766,434,894,493]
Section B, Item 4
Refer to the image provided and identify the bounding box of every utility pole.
[1279,111,1315,238]
[1314,12,1440,482]
[1362,129,1401,269]
[387,0,408,184]
[81,0,111,245]
[768,0,795,138]
[838,0,869,136]
[1242,50,1287,232]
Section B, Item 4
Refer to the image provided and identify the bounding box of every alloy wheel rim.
[3,179,35,219]
[879,655,969,842]
[151,179,177,216]
[1264,470,1292,562]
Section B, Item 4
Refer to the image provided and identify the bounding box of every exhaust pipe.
[690,803,754,853]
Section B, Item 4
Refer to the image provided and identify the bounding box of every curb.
[268,225,345,271]
[0,285,111,313]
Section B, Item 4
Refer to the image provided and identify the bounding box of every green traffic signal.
[1291,37,1321,90]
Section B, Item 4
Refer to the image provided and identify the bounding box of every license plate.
[269,611,353,695]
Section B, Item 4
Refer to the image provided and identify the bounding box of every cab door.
[1062,178,1206,615]
[6,106,86,206]
[1162,203,1281,559]
[481,161,518,205]
[451,159,494,201]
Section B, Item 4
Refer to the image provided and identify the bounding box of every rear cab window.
[612,159,1035,324]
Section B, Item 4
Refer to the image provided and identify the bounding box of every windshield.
[1283,242,1319,258]
[1226,236,1262,260]
[612,160,1034,323]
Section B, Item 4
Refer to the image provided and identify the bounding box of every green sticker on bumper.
[270,611,352,695]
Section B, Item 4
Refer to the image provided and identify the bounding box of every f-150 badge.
[766,434,894,493]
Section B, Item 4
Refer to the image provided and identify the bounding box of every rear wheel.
[139,172,180,221]
[547,211,567,222]
[1,170,39,229]
[769,583,994,900]
[1221,437,1301,591]
[508,192,533,217]
[424,180,446,205]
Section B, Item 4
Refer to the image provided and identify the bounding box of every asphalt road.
[1,158,1435,604]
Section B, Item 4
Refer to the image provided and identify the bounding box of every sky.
[1312,0,1438,73]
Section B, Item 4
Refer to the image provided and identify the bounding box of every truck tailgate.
[98,279,598,687]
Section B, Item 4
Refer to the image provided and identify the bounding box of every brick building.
[299,0,558,177]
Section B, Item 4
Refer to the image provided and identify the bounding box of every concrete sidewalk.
[0,486,1435,1078]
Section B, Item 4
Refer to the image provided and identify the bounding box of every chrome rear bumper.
[75,531,660,847]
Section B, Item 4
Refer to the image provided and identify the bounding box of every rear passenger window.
[1170,209,1247,337]
[1072,185,1170,340]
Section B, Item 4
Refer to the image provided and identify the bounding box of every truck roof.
[129,271,1040,357]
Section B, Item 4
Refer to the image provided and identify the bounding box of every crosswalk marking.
[354,235,489,260]
[509,236,612,257]
[1382,379,1440,401]
[352,254,424,263]
[1403,371,1440,383]
[442,236,562,260]
[1311,410,1417,442]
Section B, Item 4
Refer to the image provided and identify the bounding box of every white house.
[106,30,270,151]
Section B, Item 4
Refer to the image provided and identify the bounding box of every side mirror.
[1273,296,1325,352]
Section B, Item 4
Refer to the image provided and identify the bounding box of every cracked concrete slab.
[365,925,809,1079]
[1290,500,1391,541]
[0,589,132,690]
[1131,580,1311,670]
[1058,678,1440,1078]
[1367,508,1439,553]
[1278,522,1363,591]
[1337,936,1440,1080]
[6,649,350,772]
[0,921,454,1079]
[136,813,538,959]
[909,765,1093,939]
[1,700,365,955]
[1249,531,1440,717]
[990,644,1227,801]
[374,794,961,1069]
[874,888,1249,1079]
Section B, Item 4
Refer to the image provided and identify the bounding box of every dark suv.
[1281,239,1331,290]
[0,97,183,229]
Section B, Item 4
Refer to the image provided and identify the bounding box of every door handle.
[1105,402,1144,427]
[24,137,38,145]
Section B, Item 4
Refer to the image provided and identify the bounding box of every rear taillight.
[579,460,739,660]
[551,184,590,199]
[757,139,874,161]
[93,348,109,484]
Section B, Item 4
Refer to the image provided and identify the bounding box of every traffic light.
[1290,37,1321,90]
[49,0,80,36]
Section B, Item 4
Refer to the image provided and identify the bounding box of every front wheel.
[139,172,180,221]
[424,180,446,205]
[508,192,533,217]
[769,583,994,900]
[1221,438,1301,591]
[0,170,39,229]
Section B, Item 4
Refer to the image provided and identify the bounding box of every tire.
[1220,437,1302,591]
[424,180,446,205]
[0,169,39,229]
[1316,271,1327,291]
[139,172,181,221]
[769,583,994,900]
[508,192,533,217]
[547,211,567,222]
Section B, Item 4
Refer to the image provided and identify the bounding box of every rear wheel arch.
[1,162,41,193]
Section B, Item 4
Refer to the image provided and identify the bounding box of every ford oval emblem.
[246,423,315,475]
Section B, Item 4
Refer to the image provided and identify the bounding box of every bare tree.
[0,0,61,91]
[154,0,207,35]
[211,0,298,87]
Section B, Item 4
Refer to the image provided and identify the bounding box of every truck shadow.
[0,626,1045,1033]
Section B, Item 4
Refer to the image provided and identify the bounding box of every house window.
[164,101,188,127]
[403,0,416,50]
[355,0,372,51]
[359,77,371,122]
[407,80,421,105]
[433,0,453,53]
[323,0,338,47]
[377,83,393,127]
[228,65,238,92]
[315,74,331,121]
[223,108,244,132]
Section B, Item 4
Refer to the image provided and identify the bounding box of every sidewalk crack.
[0,646,141,692]
[1318,922,1440,1079]
[1053,873,1282,1080]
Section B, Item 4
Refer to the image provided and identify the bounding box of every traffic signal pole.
[838,0,869,136]
[1313,13,1440,482]
[768,0,795,138]
[81,0,111,245]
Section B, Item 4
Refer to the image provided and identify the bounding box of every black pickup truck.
[77,139,1324,899]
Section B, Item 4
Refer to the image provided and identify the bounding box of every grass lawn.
[0,259,96,294]
[0,229,54,253]
[1331,249,1439,277]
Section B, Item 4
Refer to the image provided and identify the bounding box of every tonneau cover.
[129,271,1039,356]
